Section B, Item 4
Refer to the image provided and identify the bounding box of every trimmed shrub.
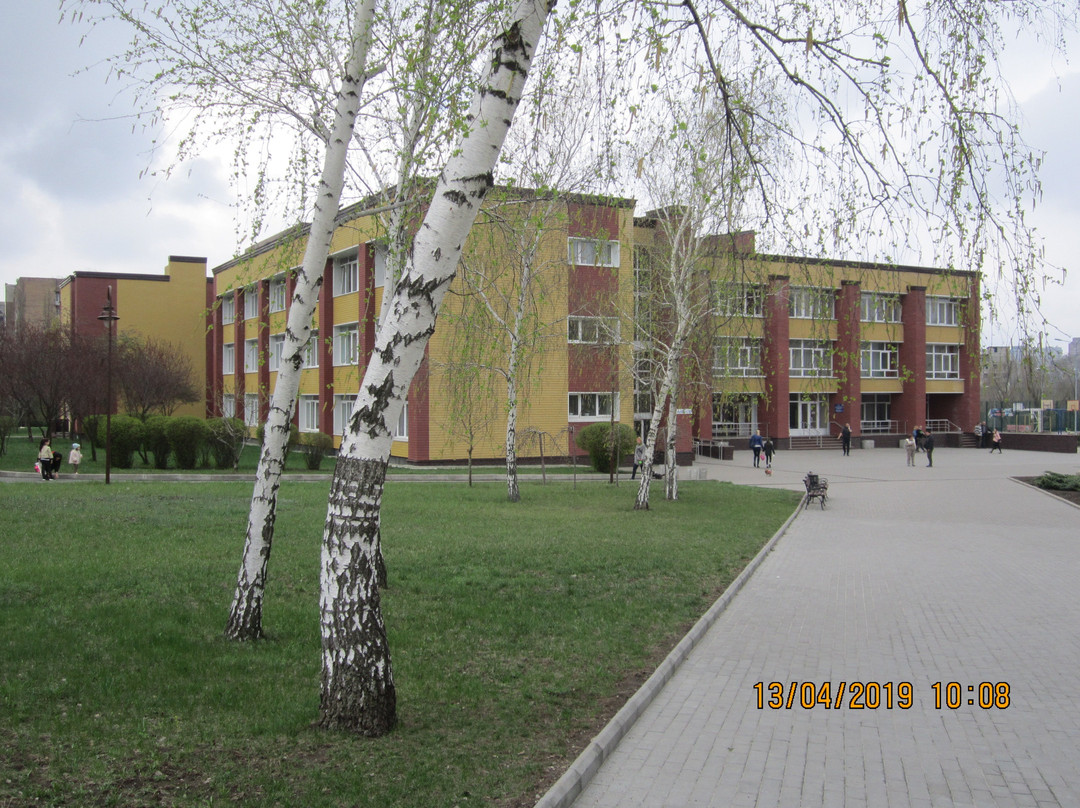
[143,416,173,469]
[165,417,210,470]
[208,417,248,470]
[108,416,146,469]
[574,422,636,474]
[297,432,335,470]
[1033,471,1080,492]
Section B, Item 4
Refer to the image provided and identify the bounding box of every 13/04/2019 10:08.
[753,681,1011,710]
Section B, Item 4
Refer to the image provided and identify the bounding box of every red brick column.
[833,280,862,434]
[895,285,926,435]
[234,288,246,418]
[761,275,790,441]
[257,280,270,421]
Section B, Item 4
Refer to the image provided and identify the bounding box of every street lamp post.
[97,286,119,485]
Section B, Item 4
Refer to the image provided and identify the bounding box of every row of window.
[223,392,409,440]
[712,285,962,325]
[709,338,961,379]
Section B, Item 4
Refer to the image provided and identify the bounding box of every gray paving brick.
[537,447,1080,808]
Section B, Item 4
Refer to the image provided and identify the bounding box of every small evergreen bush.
[165,417,210,470]
[1033,471,1080,492]
[297,432,335,470]
[574,422,636,474]
[108,416,146,469]
[142,416,173,469]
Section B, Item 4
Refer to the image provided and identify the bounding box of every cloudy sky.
[3,4,1079,350]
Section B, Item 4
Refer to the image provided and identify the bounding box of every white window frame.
[788,286,834,320]
[926,296,961,326]
[333,394,355,436]
[568,237,620,268]
[860,341,899,378]
[860,292,901,323]
[302,330,319,369]
[221,294,235,325]
[243,286,259,321]
[244,393,259,427]
[269,275,287,313]
[716,284,765,318]
[222,343,235,375]
[568,392,617,420]
[333,323,359,367]
[393,400,408,441]
[926,344,960,379]
[567,316,619,344]
[299,395,320,433]
[714,337,763,377]
[373,243,388,289]
[333,253,360,296]
[244,338,260,373]
[222,394,236,419]
[789,339,832,378]
[268,333,285,372]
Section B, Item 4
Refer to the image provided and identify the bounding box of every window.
[374,243,388,288]
[221,294,235,325]
[716,284,765,318]
[244,286,259,320]
[789,339,832,377]
[568,392,616,420]
[861,394,892,432]
[334,253,359,296]
[633,353,654,415]
[633,247,652,332]
[788,286,834,320]
[926,296,961,326]
[714,338,763,377]
[244,394,259,427]
[393,400,408,440]
[333,394,355,436]
[860,342,899,378]
[302,330,319,368]
[299,395,320,433]
[567,316,619,344]
[244,338,260,373]
[269,276,287,312]
[268,333,285,372]
[927,344,960,379]
[222,343,235,375]
[568,237,620,267]
[333,324,359,366]
[222,394,236,419]
[861,292,901,323]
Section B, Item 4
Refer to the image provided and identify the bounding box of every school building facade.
[207,189,980,462]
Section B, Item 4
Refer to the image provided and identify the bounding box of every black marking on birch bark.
[442,190,469,207]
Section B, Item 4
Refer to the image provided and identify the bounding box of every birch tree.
[631,92,747,509]
[318,0,553,733]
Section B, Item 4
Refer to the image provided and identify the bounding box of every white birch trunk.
[665,362,679,500]
[224,0,378,642]
[318,0,552,734]
[505,361,520,502]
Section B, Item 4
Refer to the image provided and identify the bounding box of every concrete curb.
[532,500,805,808]
[1010,476,1080,512]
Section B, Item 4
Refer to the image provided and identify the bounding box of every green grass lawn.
[0,478,800,807]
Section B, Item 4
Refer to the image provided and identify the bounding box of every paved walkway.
[538,443,1080,808]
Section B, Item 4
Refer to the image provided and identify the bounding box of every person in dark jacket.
[749,429,764,468]
[924,430,935,467]
[839,423,852,456]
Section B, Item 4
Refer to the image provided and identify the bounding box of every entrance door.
[789,394,827,436]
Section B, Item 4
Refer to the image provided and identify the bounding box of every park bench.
[803,472,829,510]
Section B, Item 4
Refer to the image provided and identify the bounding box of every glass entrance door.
[789,394,827,436]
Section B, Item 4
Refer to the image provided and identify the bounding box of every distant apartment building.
[3,277,61,334]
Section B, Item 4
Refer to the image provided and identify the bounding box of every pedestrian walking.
[749,429,764,468]
[839,423,852,456]
[68,443,82,475]
[924,430,935,467]
[631,437,645,479]
[763,437,775,469]
[990,429,1003,454]
[37,438,54,481]
[904,435,916,466]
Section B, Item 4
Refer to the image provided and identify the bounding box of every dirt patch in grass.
[1015,477,1080,507]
